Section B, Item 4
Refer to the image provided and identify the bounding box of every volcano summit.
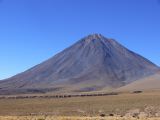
[0,34,159,94]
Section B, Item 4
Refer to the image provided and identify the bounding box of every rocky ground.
[1,116,160,120]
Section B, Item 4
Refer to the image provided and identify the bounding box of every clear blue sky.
[0,0,160,80]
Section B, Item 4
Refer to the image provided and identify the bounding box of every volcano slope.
[116,72,160,92]
[0,34,159,94]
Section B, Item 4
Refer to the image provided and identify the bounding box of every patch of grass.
[37,118,45,120]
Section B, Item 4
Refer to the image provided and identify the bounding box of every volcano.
[0,34,159,94]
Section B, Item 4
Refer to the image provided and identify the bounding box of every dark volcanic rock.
[0,34,159,94]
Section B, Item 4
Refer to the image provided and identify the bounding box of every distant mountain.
[0,34,159,94]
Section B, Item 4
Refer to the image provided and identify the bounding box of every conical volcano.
[0,34,159,94]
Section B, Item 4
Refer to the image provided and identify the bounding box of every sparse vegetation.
[0,116,160,120]
[0,91,160,119]
[100,113,106,117]
[109,113,114,116]
[133,91,143,94]
[37,119,45,120]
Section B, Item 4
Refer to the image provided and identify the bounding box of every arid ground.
[1,116,160,120]
[1,91,160,119]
